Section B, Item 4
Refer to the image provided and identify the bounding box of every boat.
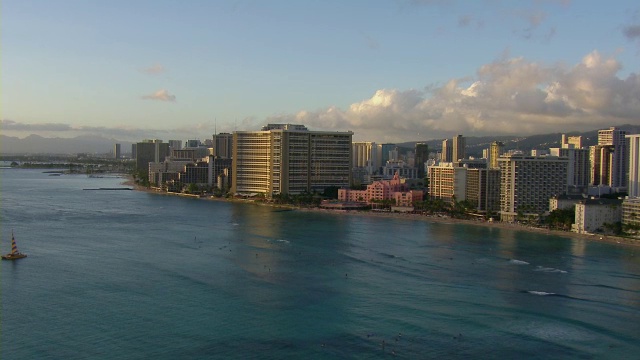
[2,231,27,260]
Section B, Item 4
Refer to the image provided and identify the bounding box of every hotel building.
[231,124,352,197]
[498,154,568,222]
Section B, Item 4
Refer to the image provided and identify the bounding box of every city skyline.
[3,1,640,143]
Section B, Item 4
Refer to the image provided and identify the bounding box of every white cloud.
[141,63,166,75]
[272,51,639,142]
[141,89,176,102]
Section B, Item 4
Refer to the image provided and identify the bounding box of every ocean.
[1,168,639,359]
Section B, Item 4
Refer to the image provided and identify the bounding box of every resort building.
[498,154,568,222]
[465,168,500,213]
[572,198,622,234]
[338,173,423,207]
[427,162,468,204]
[231,124,352,197]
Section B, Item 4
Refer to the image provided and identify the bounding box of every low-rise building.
[622,198,640,231]
[572,198,622,234]
[549,194,586,212]
[338,173,423,206]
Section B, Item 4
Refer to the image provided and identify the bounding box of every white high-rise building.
[627,134,640,198]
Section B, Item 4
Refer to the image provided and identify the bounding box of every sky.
[2,0,640,143]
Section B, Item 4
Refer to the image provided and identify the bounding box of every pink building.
[338,173,424,206]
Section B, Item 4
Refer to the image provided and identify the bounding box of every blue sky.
[2,0,640,142]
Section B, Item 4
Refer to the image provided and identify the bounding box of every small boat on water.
[2,231,27,260]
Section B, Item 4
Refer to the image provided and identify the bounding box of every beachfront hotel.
[498,154,568,222]
[231,124,352,197]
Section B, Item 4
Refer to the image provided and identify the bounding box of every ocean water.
[1,168,639,359]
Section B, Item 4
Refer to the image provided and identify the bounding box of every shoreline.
[121,178,640,249]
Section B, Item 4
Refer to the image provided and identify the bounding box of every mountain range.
[0,134,133,156]
[1,124,639,156]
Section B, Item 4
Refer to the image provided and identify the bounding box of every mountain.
[0,134,133,155]
[396,124,640,156]
[2,124,639,155]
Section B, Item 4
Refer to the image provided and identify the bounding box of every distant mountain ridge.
[1,124,639,155]
[0,134,133,155]
[397,124,640,157]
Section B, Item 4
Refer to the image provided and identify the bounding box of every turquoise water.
[2,169,639,359]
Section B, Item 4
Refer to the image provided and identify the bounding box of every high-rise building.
[135,140,170,173]
[168,140,182,151]
[441,139,453,162]
[452,135,466,162]
[352,142,378,175]
[231,124,352,196]
[550,147,590,191]
[488,141,504,169]
[498,154,568,222]
[414,143,429,179]
[627,134,640,198]
[597,127,627,188]
[561,134,583,149]
[465,168,501,213]
[113,144,121,159]
[427,162,467,204]
[380,143,396,166]
[212,132,233,159]
[590,145,614,186]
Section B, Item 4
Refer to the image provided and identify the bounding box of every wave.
[509,259,530,265]
[534,266,567,274]
[527,291,556,296]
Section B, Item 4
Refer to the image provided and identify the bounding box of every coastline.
[121,177,640,249]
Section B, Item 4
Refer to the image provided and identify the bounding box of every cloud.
[268,51,640,142]
[623,25,640,41]
[0,119,209,142]
[1,119,72,131]
[141,63,166,75]
[141,89,176,102]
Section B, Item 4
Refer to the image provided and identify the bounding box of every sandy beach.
[122,177,640,249]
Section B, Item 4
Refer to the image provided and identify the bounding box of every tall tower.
[627,134,640,198]
[489,141,504,169]
[113,144,121,159]
[597,127,627,188]
[441,139,453,162]
[452,135,466,162]
[212,133,233,159]
[414,143,429,178]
